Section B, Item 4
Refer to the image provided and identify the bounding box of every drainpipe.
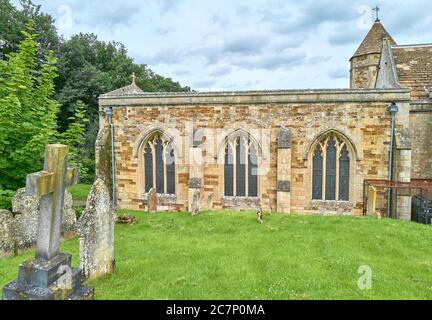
[104,107,116,207]
[387,102,398,218]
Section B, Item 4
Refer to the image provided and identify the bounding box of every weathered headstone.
[207,193,213,210]
[2,144,94,300]
[0,210,15,258]
[256,206,264,224]
[191,189,200,216]
[12,188,77,251]
[77,178,116,281]
[266,197,273,215]
[148,187,157,212]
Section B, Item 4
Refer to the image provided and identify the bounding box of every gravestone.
[2,145,94,300]
[191,189,200,216]
[148,188,157,212]
[12,188,77,251]
[0,210,15,258]
[207,193,213,210]
[77,179,116,281]
[256,206,264,224]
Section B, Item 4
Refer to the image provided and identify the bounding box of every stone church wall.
[98,89,411,215]
[409,104,432,179]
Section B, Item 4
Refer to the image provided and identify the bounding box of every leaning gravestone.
[148,187,158,212]
[77,178,116,281]
[2,144,94,300]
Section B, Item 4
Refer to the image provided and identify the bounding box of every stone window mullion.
[335,140,341,201]
[322,142,327,201]
[232,141,237,197]
[245,139,250,197]
[163,141,168,194]
[151,140,157,190]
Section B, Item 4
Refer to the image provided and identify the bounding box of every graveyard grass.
[68,184,92,201]
[1,211,432,300]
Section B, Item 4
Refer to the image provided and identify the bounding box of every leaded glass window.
[143,132,176,194]
[339,146,350,201]
[311,133,351,201]
[312,148,323,200]
[224,133,259,197]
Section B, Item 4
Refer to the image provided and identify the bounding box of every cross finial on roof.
[372,6,380,21]
[131,72,136,85]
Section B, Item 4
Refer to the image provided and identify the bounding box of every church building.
[96,19,432,218]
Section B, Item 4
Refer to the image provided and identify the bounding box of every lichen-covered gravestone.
[207,193,213,210]
[12,188,77,251]
[191,189,200,216]
[0,210,15,258]
[256,207,264,224]
[148,187,158,212]
[2,144,94,300]
[77,178,116,281]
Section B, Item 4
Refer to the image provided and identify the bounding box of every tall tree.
[0,0,60,60]
[0,21,59,190]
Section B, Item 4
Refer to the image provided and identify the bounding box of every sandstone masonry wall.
[98,89,411,215]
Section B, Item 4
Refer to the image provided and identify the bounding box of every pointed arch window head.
[143,132,175,195]
[312,133,351,201]
[224,133,258,197]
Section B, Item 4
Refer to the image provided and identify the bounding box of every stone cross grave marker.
[2,144,94,300]
[26,144,78,261]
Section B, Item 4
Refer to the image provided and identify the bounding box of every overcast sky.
[12,0,432,91]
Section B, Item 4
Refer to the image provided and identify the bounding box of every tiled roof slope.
[392,45,432,101]
[352,20,396,59]
[100,83,145,97]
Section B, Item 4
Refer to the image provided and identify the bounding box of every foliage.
[0,0,190,189]
[73,206,85,219]
[1,212,432,299]
[0,189,15,210]
[54,33,191,182]
[59,101,89,181]
[0,21,59,190]
[0,0,59,60]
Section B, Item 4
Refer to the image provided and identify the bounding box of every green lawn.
[68,184,92,202]
[1,211,432,300]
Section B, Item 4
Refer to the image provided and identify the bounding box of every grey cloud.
[328,67,347,79]
[223,34,270,54]
[210,66,232,77]
[260,0,358,35]
[173,69,191,76]
[158,0,184,14]
[193,79,216,88]
[234,51,307,70]
[72,1,141,28]
[155,27,173,35]
[307,56,332,65]
[328,25,363,45]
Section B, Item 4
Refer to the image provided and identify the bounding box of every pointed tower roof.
[351,20,396,59]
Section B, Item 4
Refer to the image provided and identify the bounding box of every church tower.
[350,19,396,89]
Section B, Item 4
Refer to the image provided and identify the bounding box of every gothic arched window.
[224,134,258,197]
[312,133,351,201]
[143,132,175,194]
